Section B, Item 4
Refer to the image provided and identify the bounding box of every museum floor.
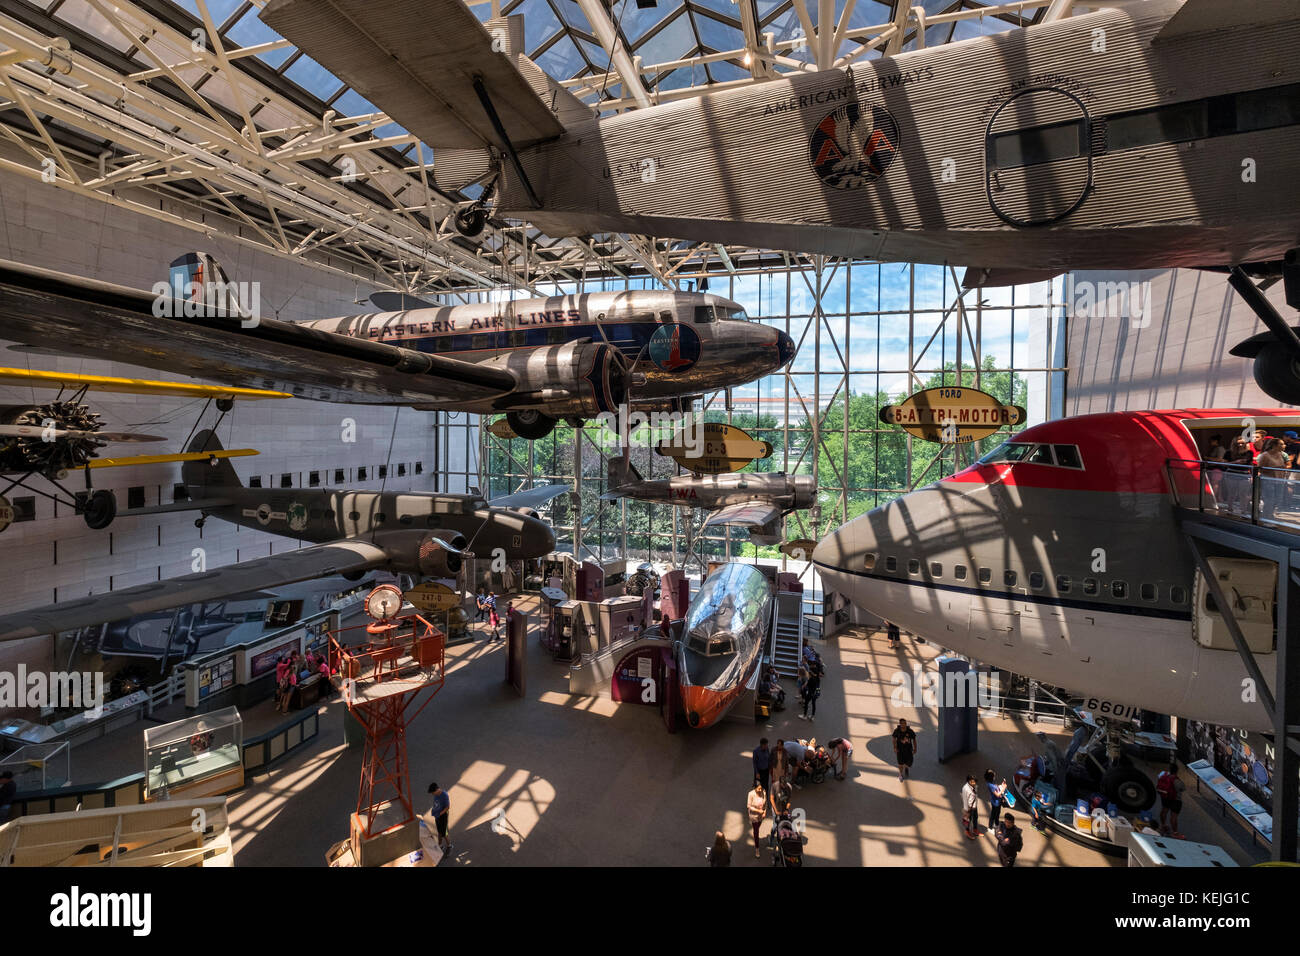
[65,595,1272,866]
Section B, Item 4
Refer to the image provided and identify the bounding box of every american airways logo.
[50,887,151,936]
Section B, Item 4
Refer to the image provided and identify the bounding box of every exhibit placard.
[655,422,773,474]
[404,581,460,614]
[487,418,517,439]
[878,386,1025,444]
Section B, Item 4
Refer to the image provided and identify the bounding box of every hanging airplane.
[811,408,1294,805]
[0,252,796,442]
[601,456,815,544]
[0,366,286,530]
[257,0,1300,405]
[0,430,566,643]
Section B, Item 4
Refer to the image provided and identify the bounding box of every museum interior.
[0,0,1296,890]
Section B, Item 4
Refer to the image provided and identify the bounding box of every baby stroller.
[798,747,833,785]
[770,814,804,867]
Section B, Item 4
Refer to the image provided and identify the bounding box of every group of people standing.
[960,769,1022,865]
[1206,428,1300,516]
[273,649,332,713]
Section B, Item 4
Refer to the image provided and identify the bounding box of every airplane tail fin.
[168,252,256,321]
[183,430,242,496]
[601,456,642,499]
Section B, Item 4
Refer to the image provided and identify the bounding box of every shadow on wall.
[1067,267,1281,413]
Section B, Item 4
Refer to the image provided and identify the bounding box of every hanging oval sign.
[779,538,818,561]
[0,495,12,534]
[404,581,460,614]
[655,422,773,474]
[879,387,1025,444]
[487,418,517,439]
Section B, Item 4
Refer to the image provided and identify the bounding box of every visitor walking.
[996,813,1023,866]
[799,669,820,721]
[892,718,917,781]
[427,782,452,855]
[984,768,1007,832]
[746,782,768,858]
[753,738,771,790]
[707,830,732,866]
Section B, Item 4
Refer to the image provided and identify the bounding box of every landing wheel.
[215,398,234,412]
[1252,340,1300,405]
[1101,764,1156,813]
[194,516,206,529]
[506,410,556,441]
[83,489,117,530]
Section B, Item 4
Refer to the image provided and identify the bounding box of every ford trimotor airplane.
[601,456,816,545]
[258,0,1300,405]
[0,253,795,442]
[0,430,565,642]
[812,409,1293,744]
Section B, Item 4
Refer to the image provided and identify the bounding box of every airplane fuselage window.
[358,467,367,481]
[1029,572,1045,590]
[954,565,967,580]
[978,567,992,584]
[333,469,345,483]
[349,511,361,521]
[309,471,320,487]
[1112,581,1128,599]
[249,476,262,488]
[1171,585,1189,605]
[988,119,1087,169]
[1056,575,1071,592]
[1140,583,1158,602]
[930,562,943,578]
[1004,569,1019,587]
[864,553,877,570]
[908,558,920,575]
[693,306,716,324]
[1083,578,1099,596]
[999,81,1300,169]
[885,556,898,572]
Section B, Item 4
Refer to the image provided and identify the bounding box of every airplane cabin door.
[985,87,1094,226]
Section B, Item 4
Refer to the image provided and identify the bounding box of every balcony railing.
[1165,458,1300,531]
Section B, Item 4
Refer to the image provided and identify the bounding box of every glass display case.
[0,741,70,791]
[143,706,244,801]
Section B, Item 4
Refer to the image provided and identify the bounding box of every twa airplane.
[261,0,1300,404]
[0,254,795,442]
[812,409,1296,740]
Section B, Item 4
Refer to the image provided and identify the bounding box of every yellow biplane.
[0,367,287,532]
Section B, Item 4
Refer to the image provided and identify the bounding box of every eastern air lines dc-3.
[0,252,796,442]
[257,0,1300,406]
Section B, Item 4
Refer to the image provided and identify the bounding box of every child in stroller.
[770,811,804,867]
[793,740,834,785]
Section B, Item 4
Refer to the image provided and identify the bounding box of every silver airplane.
[601,456,816,544]
[0,253,796,442]
[677,562,774,729]
[0,430,562,642]
[260,0,1300,405]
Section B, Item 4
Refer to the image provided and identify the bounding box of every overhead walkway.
[1165,458,1300,862]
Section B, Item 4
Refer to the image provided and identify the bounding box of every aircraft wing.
[0,538,393,643]
[702,501,784,530]
[261,0,568,151]
[1154,0,1300,42]
[489,484,570,510]
[0,258,516,406]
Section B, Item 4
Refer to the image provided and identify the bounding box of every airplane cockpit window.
[977,442,1032,464]
[715,306,748,322]
[693,305,716,324]
[1053,445,1084,469]
[1026,445,1055,465]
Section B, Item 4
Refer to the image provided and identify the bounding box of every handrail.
[574,628,665,668]
[1165,457,1300,531]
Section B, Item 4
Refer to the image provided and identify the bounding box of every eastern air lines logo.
[810,104,901,189]
[648,323,701,373]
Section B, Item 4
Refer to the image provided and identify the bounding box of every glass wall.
[437,260,1066,606]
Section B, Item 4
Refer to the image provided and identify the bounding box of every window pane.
[990,121,1084,168]
[1053,444,1083,469]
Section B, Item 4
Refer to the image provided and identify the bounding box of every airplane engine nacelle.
[510,507,540,521]
[417,532,466,578]
[503,341,628,418]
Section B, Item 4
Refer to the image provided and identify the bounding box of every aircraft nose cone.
[776,330,797,367]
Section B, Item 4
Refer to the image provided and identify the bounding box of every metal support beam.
[885,0,913,56]
[574,0,652,109]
